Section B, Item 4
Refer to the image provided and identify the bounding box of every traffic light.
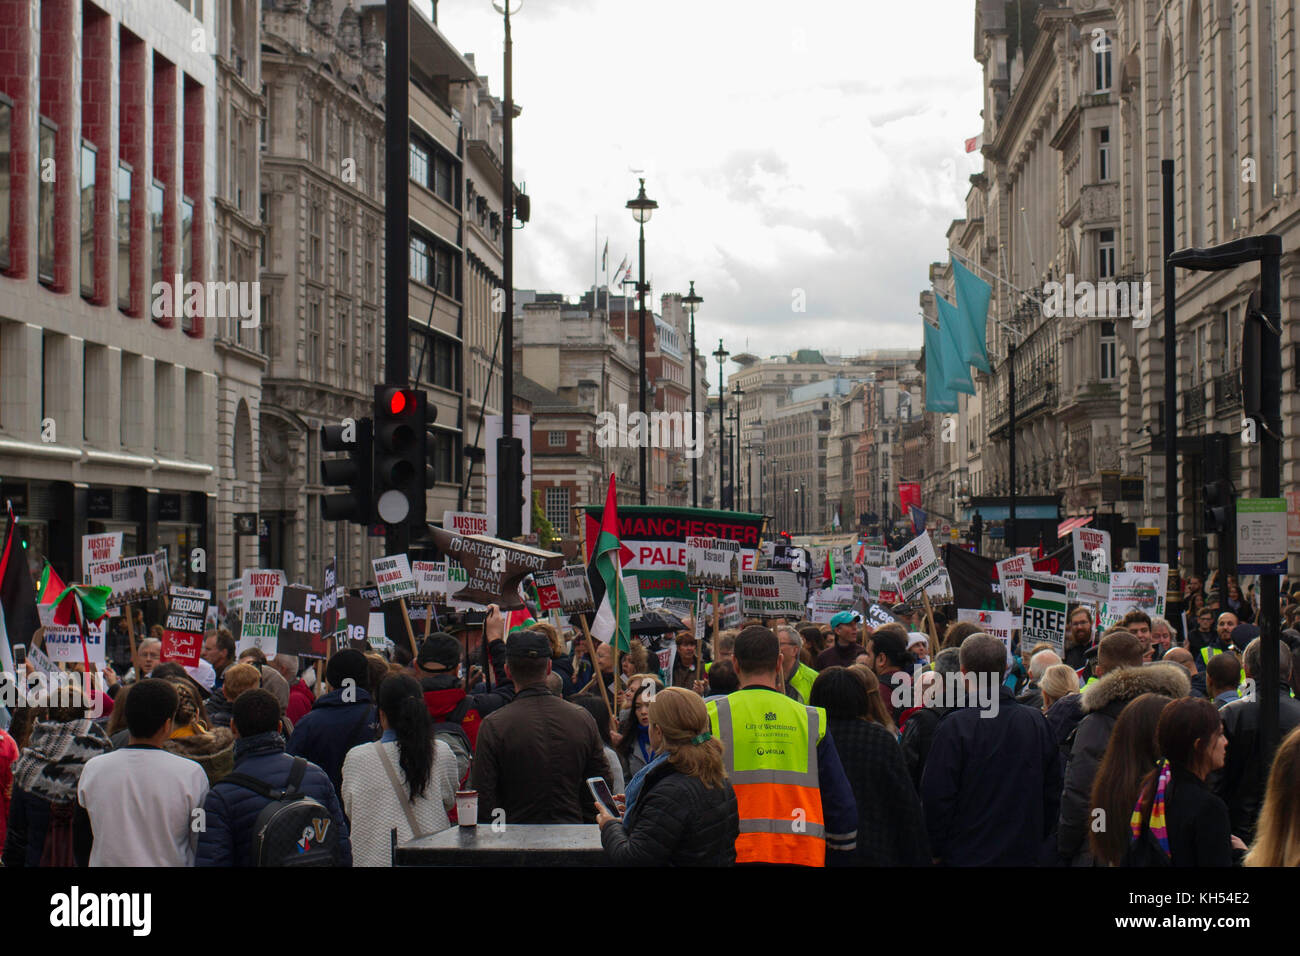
[373,385,436,530]
[320,417,373,524]
[1204,478,1232,533]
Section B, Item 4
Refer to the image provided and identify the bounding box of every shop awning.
[1057,515,1094,538]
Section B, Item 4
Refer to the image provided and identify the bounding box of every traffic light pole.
[1162,160,1179,641]
[1169,233,1284,772]
[496,0,524,540]
[385,0,411,556]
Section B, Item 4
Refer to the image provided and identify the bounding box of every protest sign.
[957,608,1016,655]
[660,597,694,622]
[226,580,243,615]
[741,571,805,618]
[442,510,495,539]
[867,603,896,627]
[1100,569,1165,629]
[412,560,449,603]
[893,533,942,598]
[582,505,765,602]
[878,568,902,606]
[429,527,565,609]
[322,559,339,638]
[862,546,888,567]
[161,586,210,667]
[555,566,595,614]
[87,553,166,607]
[1073,527,1111,603]
[925,569,954,604]
[239,569,285,655]
[719,591,742,629]
[695,592,707,644]
[996,554,1035,615]
[1020,573,1068,655]
[808,588,856,624]
[341,595,373,651]
[278,586,330,659]
[686,536,742,590]
[865,565,882,601]
[533,570,562,611]
[623,574,642,613]
[43,621,107,667]
[654,639,677,686]
[82,533,122,571]
[372,554,418,603]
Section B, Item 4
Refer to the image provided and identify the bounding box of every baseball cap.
[830,610,862,628]
[418,633,461,670]
[506,629,552,660]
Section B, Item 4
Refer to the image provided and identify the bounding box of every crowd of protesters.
[2,566,1300,868]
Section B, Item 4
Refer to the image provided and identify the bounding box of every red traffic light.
[388,390,408,415]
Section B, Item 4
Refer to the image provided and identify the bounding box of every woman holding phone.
[596,686,738,866]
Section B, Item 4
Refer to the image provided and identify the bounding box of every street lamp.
[682,281,703,508]
[730,382,744,511]
[712,339,729,508]
[626,178,658,506]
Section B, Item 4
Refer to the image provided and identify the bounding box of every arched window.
[234,399,254,483]
[1186,1,1204,246]
[1218,0,1238,231]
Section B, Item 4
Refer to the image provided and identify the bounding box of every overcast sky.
[433,0,984,379]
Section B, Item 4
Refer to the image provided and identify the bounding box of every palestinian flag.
[943,543,999,611]
[824,551,836,585]
[505,608,537,634]
[36,560,75,626]
[586,473,630,652]
[0,506,40,675]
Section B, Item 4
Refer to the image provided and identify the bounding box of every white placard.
[43,621,108,667]
[82,533,123,571]
[371,554,417,603]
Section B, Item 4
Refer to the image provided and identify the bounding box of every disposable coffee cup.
[455,790,478,827]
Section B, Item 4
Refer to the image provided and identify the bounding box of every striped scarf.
[1130,759,1173,860]
[12,718,113,804]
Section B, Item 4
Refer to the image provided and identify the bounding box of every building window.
[309,196,322,272]
[1097,229,1115,278]
[434,245,454,296]
[546,487,570,534]
[38,119,56,283]
[80,142,97,300]
[1096,127,1110,182]
[363,309,376,381]
[409,139,429,188]
[1100,321,1117,380]
[0,96,10,270]
[364,228,376,300]
[432,431,461,483]
[117,161,132,310]
[1094,41,1112,91]
[336,298,350,379]
[310,100,324,165]
[180,197,194,330]
[337,217,351,291]
[409,235,430,285]
[150,179,165,312]
[260,192,269,268]
[307,297,322,380]
[548,430,566,447]
[434,150,454,205]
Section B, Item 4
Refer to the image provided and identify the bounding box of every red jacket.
[0,729,19,849]
[286,679,315,726]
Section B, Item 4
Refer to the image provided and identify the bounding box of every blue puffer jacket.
[195,732,352,867]
[286,688,379,799]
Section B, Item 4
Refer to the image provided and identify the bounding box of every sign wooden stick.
[579,614,612,715]
[399,598,418,658]
[422,598,434,644]
[920,588,939,658]
[315,659,323,694]
[123,602,138,667]
[705,592,719,683]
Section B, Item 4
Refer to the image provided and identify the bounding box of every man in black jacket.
[901,648,960,790]
[920,635,1062,866]
[1057,632,1190,865]
[470,630,612,825]
[1214,638,1300,841]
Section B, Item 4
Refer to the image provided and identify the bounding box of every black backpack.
[221,757,343,867]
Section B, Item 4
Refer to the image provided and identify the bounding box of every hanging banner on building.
[442,510,495,539]
[82,533,123,572]
[899,482,921,519]
[1073,527,1111,603]
[1020,573,1068,656]
[239,569,286,656]
[686,536,743,591]
[371,554,418,604]
[44,621,107,667]
[582,505,765,603]
[278,586,330,660]
[161,586,211,667]
[893,532,941,599]
[741,571,805,618]
[555,565,595,614]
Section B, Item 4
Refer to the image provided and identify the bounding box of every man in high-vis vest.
[1199,612,1238,673]
[777,625,818,705]
[706,625,858,866]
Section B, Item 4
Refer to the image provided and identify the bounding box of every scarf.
[636,725,652,766]
[624,752,670,818]
[1130,759,1173,860]
[12,718,113,804]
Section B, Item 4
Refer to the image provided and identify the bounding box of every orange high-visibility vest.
[708,688,827,866]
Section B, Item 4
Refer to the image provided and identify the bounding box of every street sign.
[1238,498,1287,574]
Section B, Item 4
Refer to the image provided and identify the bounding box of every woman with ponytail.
[342,673,458,866]
[596,686,739,866]
[1124,696,1241,867]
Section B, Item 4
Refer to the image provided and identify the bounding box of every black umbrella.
[630,610,686,635]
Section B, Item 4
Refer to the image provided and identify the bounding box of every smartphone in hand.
[587,776,620,820]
